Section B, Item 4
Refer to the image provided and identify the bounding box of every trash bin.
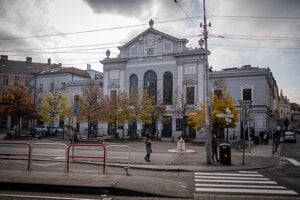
[254,136,259,145]
[219,143,231,165]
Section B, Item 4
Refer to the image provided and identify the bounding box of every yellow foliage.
[39,90,70,124]
[188,91,239,131]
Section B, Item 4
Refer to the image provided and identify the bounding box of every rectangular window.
[39,84,43,92]
[3,76,8,86]
[176,118,183,131]
[61,82,66,90]
[25,78,30,87]
[243,88,252,100]
[214,89,222,98]
[14,76,19,86]
[111,90,117,101]
[74,95,79,104]
[186,87,195,105]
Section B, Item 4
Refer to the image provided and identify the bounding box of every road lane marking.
[285,158,300,166]
[195,188,298,195]
[238,171,259,174]
[0,193,98,200]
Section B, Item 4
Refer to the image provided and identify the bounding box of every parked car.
[48,126,63,135]
[284,131,296,143]
[34,125,49,132]
[53,126,63,134]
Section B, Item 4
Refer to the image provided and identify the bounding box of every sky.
[0,0,300,103]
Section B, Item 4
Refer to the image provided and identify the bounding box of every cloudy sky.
[1,0,300,103]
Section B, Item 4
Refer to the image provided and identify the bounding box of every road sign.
[225,118,232,123]
[216,113,233,118]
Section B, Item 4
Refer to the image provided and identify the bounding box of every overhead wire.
[2,13,300,65]
[174,0,199,28]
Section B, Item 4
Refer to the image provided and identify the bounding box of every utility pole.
[200,0,212,165]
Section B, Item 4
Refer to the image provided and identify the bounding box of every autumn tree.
[77,83,104,138]
[188,79,239,139]
[39,89,70,133]
[0,86,38,134]
[128,90,152,138]
[172,88,197,139]
[102,91,132,138]
[142,92,166,137]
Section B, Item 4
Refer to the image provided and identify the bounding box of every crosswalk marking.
[195,179,277,184]
[195,172,263,177]
[194,171,298,196]
[195,188,298,195]
[195,183,286,189]
[195,175,269,180]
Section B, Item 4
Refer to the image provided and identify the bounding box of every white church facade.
[101,20,208,139]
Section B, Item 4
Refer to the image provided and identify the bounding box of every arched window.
[143,70,157,99]
[163,71,173,104]
[129,74,138,95]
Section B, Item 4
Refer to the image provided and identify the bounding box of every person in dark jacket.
[211,133,219,163]
[144,134,152,162]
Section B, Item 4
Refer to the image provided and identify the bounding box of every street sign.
[216,113,233,118]
[225,118,232,123]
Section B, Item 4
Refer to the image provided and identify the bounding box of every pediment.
[117,26,188,57]
[119,28,187,49]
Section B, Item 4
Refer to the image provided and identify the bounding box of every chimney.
[1,55,8,61]
[26,57,32,63]
[87,63,91,70]
[48,58,51,65]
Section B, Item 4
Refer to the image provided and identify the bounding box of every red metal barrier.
[0,141,32,170]
[66,144,106,174]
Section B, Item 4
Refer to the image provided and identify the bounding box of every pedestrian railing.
[31,142,68,172]
[66,144,106,174]
[106,144,131,175]
[0,141,32,170]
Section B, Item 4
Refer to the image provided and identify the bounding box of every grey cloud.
[209,0,300,39]
[83,0,153,18]
[0,0,61,63]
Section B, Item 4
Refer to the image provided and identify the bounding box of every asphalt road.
[0,136,299,199]
[259,133,300,195]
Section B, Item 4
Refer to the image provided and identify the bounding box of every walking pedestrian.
[144,134,152,162]
[259,131,264,144]
[211,133,219,163]
[273,130,280,153]
[263,131,267,144]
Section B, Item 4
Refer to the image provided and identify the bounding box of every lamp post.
[238,100,252,165]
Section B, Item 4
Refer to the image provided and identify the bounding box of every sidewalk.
[0,139,281,198]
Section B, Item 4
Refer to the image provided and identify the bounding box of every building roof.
[0,59,60,74]
[37,67,91,78]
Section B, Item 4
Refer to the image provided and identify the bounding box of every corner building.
[101,20,207,139]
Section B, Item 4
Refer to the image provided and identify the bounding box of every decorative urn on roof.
[149,19,154,28]
[106,49,111,58]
